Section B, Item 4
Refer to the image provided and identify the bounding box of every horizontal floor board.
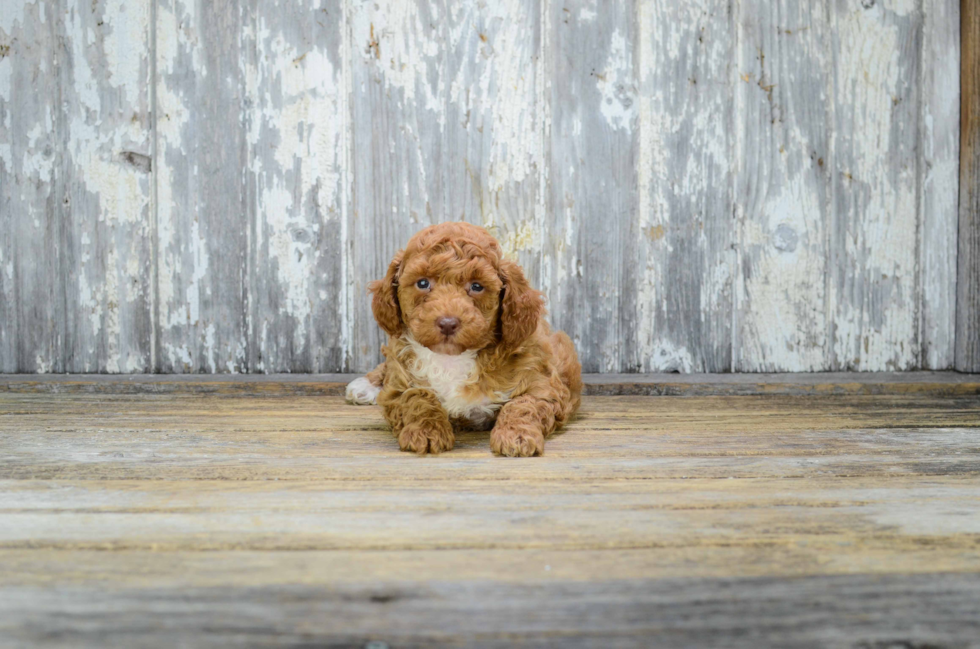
[2,395,978,481]
[2,571,978,648]
[1,477,979,552]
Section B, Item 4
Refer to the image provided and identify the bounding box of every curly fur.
[348,222,582,456]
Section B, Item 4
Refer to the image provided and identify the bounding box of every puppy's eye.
[415,278,430,290]
[469,282,484,293]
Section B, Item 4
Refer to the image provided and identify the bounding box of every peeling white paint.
[1,0,962,374]
[645,339,695,373]
[597,29,635,132]
[833,6,918,370]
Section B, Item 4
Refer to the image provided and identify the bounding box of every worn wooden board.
[1,390,979,645]
[637,0,733,373]
[734,0,832,372]
[1,570,979,648]
[920,0,961,369]
[154,0,250,372]
[0,1,154,373]
[2,393,979,482]
[0,1,67,373]
[544,0,638,373]
[832,0,923,371]
[958,0,980,372]
[244,0,349,372]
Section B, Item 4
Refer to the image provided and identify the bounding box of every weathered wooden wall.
[0,0,963,373]
[958,0,980,372]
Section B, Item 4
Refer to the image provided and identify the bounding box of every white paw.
[346,376,381,405]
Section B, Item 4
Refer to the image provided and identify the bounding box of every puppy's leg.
[491,394,559,457]
[380,387,454,455]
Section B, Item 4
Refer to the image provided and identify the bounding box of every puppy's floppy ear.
[369,250,404,337]
[498,258,544,347]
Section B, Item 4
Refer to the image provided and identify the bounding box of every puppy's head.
[369,222,543,355]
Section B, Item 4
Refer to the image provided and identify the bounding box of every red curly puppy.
[346,222,582,457]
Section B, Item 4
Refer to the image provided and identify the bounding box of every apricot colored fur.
[365,222,582,457]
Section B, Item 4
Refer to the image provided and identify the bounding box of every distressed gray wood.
[2,390,980,645]
[244,0,349,372]
[734,0,833,372]
[920,0,960,369]
[0,1,154,373]
[155,0,250,372]
[2,572,980,648]
[0,2,66,373]
[0,0,966,374]
[442,0,545,287]
[831,0,922,371]
[545,0,638,373]
[637,0,734,373]
[957,0,980,372]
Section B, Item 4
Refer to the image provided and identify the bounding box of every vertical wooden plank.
[64,0,155,372]
[155,0,249,372]
[0,2,66,372]
[733,1,832,371]
[637,0,734,373]
[545,0,638,373]
[957,0,980,371]
[442,0,544,287]
[918,0,960,369]
[830,0,921,371]
[0,0,153,373]
[244,0,349,372]
[348,0,448,371]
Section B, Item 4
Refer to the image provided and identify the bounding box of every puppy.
[346,222,582,456]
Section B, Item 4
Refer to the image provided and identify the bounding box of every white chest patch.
[403,336,508,426]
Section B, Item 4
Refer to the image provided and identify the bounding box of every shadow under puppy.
[347,222,582,457]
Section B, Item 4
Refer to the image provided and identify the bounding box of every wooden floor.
[2,377,980,647]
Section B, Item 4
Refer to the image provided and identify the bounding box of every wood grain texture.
[2,569,978,648]
[544,0,638,373]
[0,2,67,373]
[442,0,545,285]
[155,0,250,372]
[734,0,833,371]
[1,390,979,645]
[1,1,154,373]
[637,0,733,373]
[831,0,922,371]
[0,0,966,374]
[2,394,979,482]
[920,0,960,369]
[244,0,348,372]
[958,0,980,371]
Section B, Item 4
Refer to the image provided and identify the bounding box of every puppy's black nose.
[437,316,460,336]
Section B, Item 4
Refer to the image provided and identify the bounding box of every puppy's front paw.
[397,422,455,455]
[490,427,544,457]
[346,376,381,405]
